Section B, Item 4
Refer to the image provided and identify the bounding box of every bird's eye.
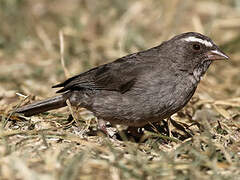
[192,43,201,51]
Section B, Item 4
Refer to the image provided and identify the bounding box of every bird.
[15,32,229,134]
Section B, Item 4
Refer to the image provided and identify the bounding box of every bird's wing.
[52,54,141,94]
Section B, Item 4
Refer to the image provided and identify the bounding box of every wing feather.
[53,54,139,94]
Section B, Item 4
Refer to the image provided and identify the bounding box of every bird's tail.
[15,94,70,117]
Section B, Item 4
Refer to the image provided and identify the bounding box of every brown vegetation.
[0,0,240,179]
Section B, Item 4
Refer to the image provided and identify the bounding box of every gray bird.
[15,32,229,131]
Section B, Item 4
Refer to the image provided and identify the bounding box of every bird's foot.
[97,119,116,137]
[115,126,144,142]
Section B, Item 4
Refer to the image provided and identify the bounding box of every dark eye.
[192,43,201,51]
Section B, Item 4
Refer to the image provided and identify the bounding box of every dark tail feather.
[15,94,69,117]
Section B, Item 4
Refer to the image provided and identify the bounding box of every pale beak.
[207,49,229,61]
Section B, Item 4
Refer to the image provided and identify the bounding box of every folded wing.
[52,55,140,94]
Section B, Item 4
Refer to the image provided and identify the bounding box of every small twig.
[59,30,70,78]
[3,93,29,128]
[66,99,79,125]
[144,130,180,143]
[146,121,180,142]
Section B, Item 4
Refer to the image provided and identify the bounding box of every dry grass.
[0,0,240,179]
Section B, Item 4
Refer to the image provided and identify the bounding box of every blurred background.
[0,1,240,179]
[0,0,239,102]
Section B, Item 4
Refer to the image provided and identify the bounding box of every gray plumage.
[16,32,228,127]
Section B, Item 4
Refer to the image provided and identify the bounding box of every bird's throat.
[192,60,212,83]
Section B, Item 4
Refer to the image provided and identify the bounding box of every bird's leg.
[97,119,108,134]
[97,119,116,137]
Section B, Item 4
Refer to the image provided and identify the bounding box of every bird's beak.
[206,49,229,61]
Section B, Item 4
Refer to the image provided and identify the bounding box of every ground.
[0,0,240,179]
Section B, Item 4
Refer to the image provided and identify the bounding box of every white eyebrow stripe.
[183,36,213,47]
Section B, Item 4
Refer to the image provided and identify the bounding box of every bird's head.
[163,32,229,81]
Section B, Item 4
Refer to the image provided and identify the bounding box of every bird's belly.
[70,79,197,127]
[92,84,194,126]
